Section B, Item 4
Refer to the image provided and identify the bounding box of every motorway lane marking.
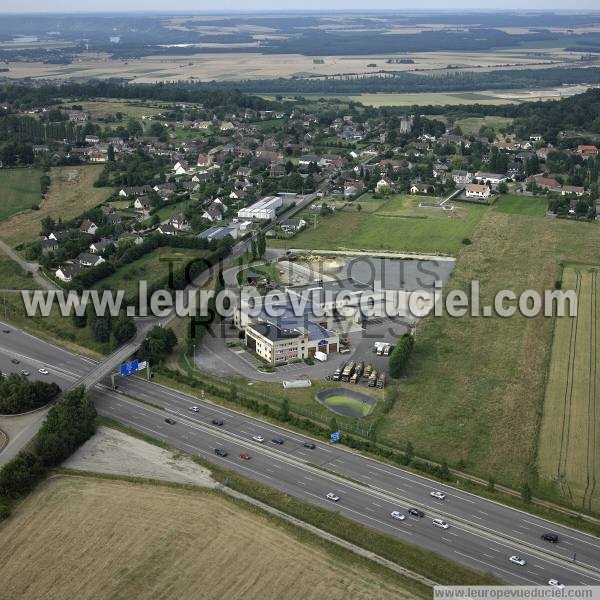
[302,490,413,536]
[453,551,540,584]
[102,395,600,582]
[522,519,600,550]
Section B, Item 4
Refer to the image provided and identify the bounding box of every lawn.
[538,265,600,514]
[0,167,42,221]
[0,474,423,600]
[454,116,514,135]
[271,194,487,255]
[0,165,113,247]
[377,211,600,507]
[93,247,206,300]
[493,194,548,217]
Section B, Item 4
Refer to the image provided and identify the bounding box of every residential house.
[197,153,212,167]
[280,218,307,234]
[133,195,152,211]
[452,170,472,185]
[77,253,105,268]
[79,219,98,235]
[55,263,82,282]
[157,223,177,236]
[89,239,115,254]
[410,183,432,194]
[376,177,392,193]
[465,183,491,199]
[561,185,586,196]
[170,213,191,231]
[576,145,598,160]
[40,239,58,254]
[202,202,224,223]
[474,172,507,186]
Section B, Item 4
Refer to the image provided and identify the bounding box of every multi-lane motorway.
[1,324,600,586]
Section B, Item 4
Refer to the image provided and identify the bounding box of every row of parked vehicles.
[331,361,385,388]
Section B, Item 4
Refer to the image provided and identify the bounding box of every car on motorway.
[548,580,564,589]
[326,493,340,502]
[165,418,176,425]
[541,533,559,543]
[20,370,30,377]
[189,406,200,412]
[430,490,446,501]
[432,518,449,529]
[509,556,527,566]
[252,435,265,443]
[11,358,19,364]
[214,448,228,457]
[2,329,10,333]
[211,419,224,426]
[407,508,425,518]
[390,511,406,521]
[271,437,284,445]
[38,368,49,375]
[303,442,316,449]
[239,452,252,460]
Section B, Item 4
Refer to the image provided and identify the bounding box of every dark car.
[541,533,559,543]
[214,448,228,457]
[303,442,316,449]
[11,358,20,364]
[211,418,224,426]
[2,329,10,334]
[408,508,425,518]
[165,418,176,425]
[271,437,284,445]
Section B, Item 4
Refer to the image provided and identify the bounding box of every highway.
[1,324,600,586]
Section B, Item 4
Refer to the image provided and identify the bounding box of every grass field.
[493,194,548,217]
[377,212,600,504]
[0,165,112,247]
[454,116,514,135]
[76,100,164,119]
[0,475,424,600]
[270,194,486,255]
[93,247,207,300]
[0,253,40,290]
[538,265,600,513]
[0,168,42,221]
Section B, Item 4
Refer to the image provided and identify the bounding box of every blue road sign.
[330,431,341,443]
[119,359,139,378]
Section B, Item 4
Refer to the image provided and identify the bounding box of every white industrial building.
[237,196,282,221]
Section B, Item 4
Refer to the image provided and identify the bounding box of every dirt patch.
[63,425,215,487]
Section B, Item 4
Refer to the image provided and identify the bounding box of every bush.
[0,373,60,415]
[388,333,415,379]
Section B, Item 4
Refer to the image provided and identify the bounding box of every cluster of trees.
[70,309,136,346]
[138,326,177,365]
[0,374,60,415]
[389,334,415,379]
[95,149,170,187]
[0,387,96,517]
[0,80,271,114]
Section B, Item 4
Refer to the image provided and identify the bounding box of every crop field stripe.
[583,271,598,511]
[556,270,581,500]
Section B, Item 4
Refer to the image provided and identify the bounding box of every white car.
[38,368,49,375]
[326,493,340,502]
[252,435,265,443]
[509,556,527,566]
[189,406,200,412]
[432,518,449,529]
[430,490,447,501]
[390,511,406,521]
[548,580,564,589]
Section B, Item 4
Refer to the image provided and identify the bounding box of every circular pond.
[316,388,376,418]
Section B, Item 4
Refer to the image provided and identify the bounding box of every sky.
[3,2,600,12]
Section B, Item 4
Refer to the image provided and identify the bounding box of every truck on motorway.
[376,372,385,389]
[341,361,355,382]
[368,370,378,387]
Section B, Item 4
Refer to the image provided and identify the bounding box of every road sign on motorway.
[119,359,139,377]
[330,431,341,443]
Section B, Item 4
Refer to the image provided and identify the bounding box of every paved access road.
[1,324,599,586]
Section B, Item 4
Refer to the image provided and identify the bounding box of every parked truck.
[341,361,355,382]
[332,363,345,381]
[364,363,373,379]
[368,369,378,387]
[376,372,386,389]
